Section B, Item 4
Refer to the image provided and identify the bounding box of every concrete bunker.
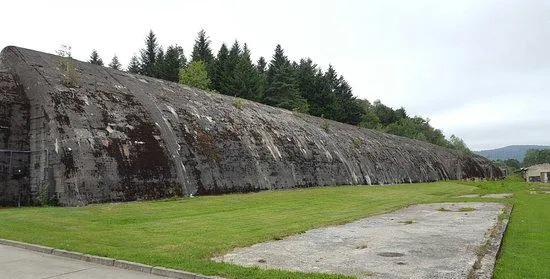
[0,46,503,206]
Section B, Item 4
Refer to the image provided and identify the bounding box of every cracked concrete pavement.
[216,202,506,279]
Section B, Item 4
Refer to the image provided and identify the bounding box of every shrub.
[56,45,77,88]
[321,119,329,132]
[234,98,245,110]
[353,137,361,147]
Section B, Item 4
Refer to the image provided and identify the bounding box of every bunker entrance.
[0,149,30,206]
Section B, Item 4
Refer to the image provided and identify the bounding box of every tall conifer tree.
[257,57,267,73]
[219,41,241,94]
[264,44,308,112]
[139,30,159,76]
[127,55,140,73]
[191,29,215,80]
[212,44,229,92]
[108,55,122,70]
[232,44,260,100]
[257,57,267,98]
[163,45,185,82]
[295,58,326,116]
[191,29,214,63]
[153,48,165,79]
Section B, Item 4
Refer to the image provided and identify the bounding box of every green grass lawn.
[459,177,550,279]
[0,178,548,278]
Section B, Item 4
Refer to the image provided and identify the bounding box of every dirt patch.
[456,194,480,198]
[214,202,506,279]
[481,193,514,199]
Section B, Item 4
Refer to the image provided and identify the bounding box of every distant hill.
[475,145,550,161]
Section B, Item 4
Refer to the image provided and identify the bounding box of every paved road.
[0,244,166,279]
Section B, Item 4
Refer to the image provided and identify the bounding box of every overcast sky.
[1,0,549,150]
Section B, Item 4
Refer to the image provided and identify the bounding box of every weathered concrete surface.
[215,202,506,279]
[0,69,30,206]
[0,244,168,279]
[0,46,503,206]
[455,193,514,199]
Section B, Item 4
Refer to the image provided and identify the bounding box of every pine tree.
[89,50,103,66]
[108,55,122,70]
[318,65,365,124]
[153,48,165,79]
[257,57,267,73]
[191,29,215,80]
[178,47,187,68]
[264,44,308,112]
[322,65,343,121]
[163,45,185,82]
[127,55,140,73]
[257,57,267,98]
[232,44,261,101]
[212,44,229,92]
[191,29,215,64]
[139,30,159,77]
[218,41,241,94]
[336,78,364,125]
[228,41,241,66]
[295,59,325,117]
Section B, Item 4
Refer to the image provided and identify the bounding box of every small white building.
[523,163,550,182]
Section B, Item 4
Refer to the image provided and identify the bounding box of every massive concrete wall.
[0,68,30,205]
[0,46,502,206]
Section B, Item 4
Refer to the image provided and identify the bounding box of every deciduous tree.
[179,60,211,90]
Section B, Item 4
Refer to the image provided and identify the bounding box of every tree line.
[523,149,550,167]
[491,149,550,174]
[88,30,468,151]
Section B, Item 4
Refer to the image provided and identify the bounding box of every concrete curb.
[52,249,84,260]
[0,238,220,279]
[114,259,153,273]
[473,204,514,279]
[0,239,54,254]
[83,254,115,266]
[152,266,197,279]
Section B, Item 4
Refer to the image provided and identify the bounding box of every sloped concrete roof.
[0,46,502,206]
